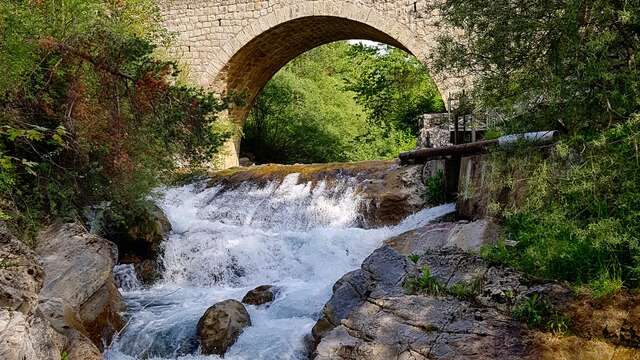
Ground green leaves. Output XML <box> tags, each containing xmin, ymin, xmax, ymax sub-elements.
<box><xmin>243</xmin><ymin>41</ymin><xmax>442</xmax><ymax>164</ymax></box>
<box><xmin>431</xmin><ymin>0</ymin><xmax>640</xmax><ymax>134</ymax></box>
<box><xmin>482</xmin><ymin>116</ymin><xmax>640</xmax><ymax>290</ymax></box>
<box><xmin>0</xmin><ymin>0</ymin><xmax>227</xmax><ymax>243</ymax></box>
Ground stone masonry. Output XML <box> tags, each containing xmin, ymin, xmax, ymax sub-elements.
<box><xmin>157</xmin><ymin>0</ymin><xmax>469</xmax><ymax>167</ymax></box>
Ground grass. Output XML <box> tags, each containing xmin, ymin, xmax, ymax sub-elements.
<box><xmin>425</xmin><ymin>169</ymin><xmax>446</xmax><ymax>205</ymax></box>
<box><xmin>512</xmin><ymin>293</ymin><xmax>571</xmax><ymax>334</ymax></box>
<box><xmin>404</xmin><ymin>263</ymin><xmax>484</xmax><ymax>301</ymax></box>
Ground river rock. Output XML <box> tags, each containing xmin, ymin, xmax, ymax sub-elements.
<box><xmin>0</xmin><ymin>225</ymin><xmax>44</xmax><ymax>316</ymax></box>
<box><xmin>0</xmin><ymin>224</ymin><xmax>103</xmax><ymax>360</ymax></box>
<box><xmin>312</xmin><ymin>220</ymin><xmax>625</xmax><ymax>360</ymax></box>
<box><xmin>37</xmin><ymin>223</ymin><xmax>124</xmax><ymax>349</ymax></box>
<box><xmin>106</xmin><ymin>203</ymin><xmax>171</xmax><ymax>284</ymax></box>
<box><xmin>197</xmin><ymin>299</ymin><xmax>251</xmax><ymax>355</ymax></box>
<box><xmin>242</xmin><ymin>285</ymin><xmax>277</xmax><ymax>305</ymax></box>
<box><xmin>444</xmin><ymin>219</ymin><xmax>499</xmax><ymax>252</ymax></box>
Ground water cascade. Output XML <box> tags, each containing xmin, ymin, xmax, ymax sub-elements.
<box><xmin>105</xmin><ymin>173</ymin><xmax>454</xmax><ymax>359</ymax></box>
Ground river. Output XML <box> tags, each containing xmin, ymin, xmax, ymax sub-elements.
<box><xmin>105</xmin><ymin>173</ymin><xmax>454</xmax><ymax>359</ymax></box>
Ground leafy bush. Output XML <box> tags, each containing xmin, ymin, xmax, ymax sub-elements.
<box><xmin>425</xmin><ymin>170</ymin><xmax>446</xmax><ymax>205</ymax></box>
<box><xmin>482</xmin><ymin>116</ymin><xmax>640</xmax><ymax>290</ymax></box>
<box><xmin>431</xmin><ymin>0</ymin><xmax>640</xmax><ymax>135</ymax></box>
<box><xmin>0</xmin><ymin>0</ymin><xmax>231</xmax><ymax>242</ymax></box>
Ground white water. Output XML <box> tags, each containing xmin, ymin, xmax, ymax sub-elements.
<box><xmin>105</xmin><ymin>173</ymin><xmax>454</xmax><ymax>360</ymax></box>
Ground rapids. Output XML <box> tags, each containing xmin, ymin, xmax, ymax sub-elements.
<box><xmin>105</xmin><ymin>173</ymin><xmax>454</xmax><ymax>359</ymax></box>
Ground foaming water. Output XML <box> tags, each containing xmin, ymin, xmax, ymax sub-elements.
<box><xmin>105</xmin><ymin>174</ymin><xmax>454</xmax><ymax>360</ymax></box>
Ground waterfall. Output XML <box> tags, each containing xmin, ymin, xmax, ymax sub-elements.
<box><xmin>105</xmin><ymin>173</ymin><xmax>454</xmax><ymax>360</ymax></box>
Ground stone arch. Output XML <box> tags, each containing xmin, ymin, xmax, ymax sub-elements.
<box><xmin>158</xmin><ymin>0</ymin><xmax>468</xmax><ymax>167</ymax></box>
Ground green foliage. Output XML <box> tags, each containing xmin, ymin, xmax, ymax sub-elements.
<box><xmin>405</xmin><ymin>265</ymin><xmax>484</xmax><ymax>301</ymax></box>
<box><xmin>413</xmin><ymin>266</ymin><xmax>447</xmax><ymax>296</ymax></box>
<box><xmin>482</xmin><ymin>116</ymin><xmax>640</xmax><ymax>290</ymax></box>
<box><xmin>437</xmin><ymin>0</ymin><xmax>639</xmax><ymax>295</ymax></box>
<box><xmin>242</xmin><ymin>42</ymin><xmax>444</xmax><ymax>164</ymax></box>
<box><xmin>586</xmin><ymin>271</ymin><xmax>624</xmax><ymax>299</ymax></box>
<box><xmin>408</xmin><ymin>254</ymin><xmax>421</xmax><ymax>264</ymax></box>
<box><xmin>0</xmin><ymin>0</ymin><xmax>230</xmax><ymax>242</ymax></box>
<box><xmin>512</xmin><ymin>294</ymin><xmax>570</xmax><ymax>334</ymax></box>
<box><xmin>431</xmin><ymin>0</ymin><xmax>640</xmax><ymax>135</ymax></box>
<box><xmin>344</xmin><ymin>44</ymin><xmax>445</xmax><ymax>133</ymax></box>
<box><xmin>448</xmin><ymin>276</ymin><xmax>483</xmax><ymax>301</ymax></box>
<box><xmin>425</xmin><ymin>170</ymin><xmax>446</xmax><ymax>205</ymax></box>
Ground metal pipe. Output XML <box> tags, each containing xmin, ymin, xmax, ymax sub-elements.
<box><xmin>400</xmin><ymin>130</ymin><xmax>559</xmax><ymax>164</ymax></box>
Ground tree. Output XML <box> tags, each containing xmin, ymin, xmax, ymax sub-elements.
<box><xmin>0</xmin><ymin>0</ymin><xmax>231</xmax><ymax>241</ymax></box>
<box><xmin>344</xmin><ymin>44</ymin><xmax>445</xmax><ymax>133</ymax></box>
<box><xmin>430</xmin><ymin>0</ymin><xmax>640</xmax><ymax>134</ymax></box>
<box><xmin>242</xmin><ymin>41</ymin><xmax>444</xmax><ymax>164</ymax></box>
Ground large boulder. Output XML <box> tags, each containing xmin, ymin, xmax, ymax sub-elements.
<box><xmin>0</xmin><ymin>224</ymin><xmax>44</xmax><ymax>316</ymax></box>
<box><xmin>196</xmin><ymin>299</ymin><xmax>251</xmax><ymax>355</ymax></box>
<box><xmin>106</xmin><ymin>204</ymin><xmax>171</xmax><ymax>284</ymax></box>
<box><xmin>0</xmin><ymin>224</ymin><xmax>103</xmax><ymax>360</ymax></box>
<box><xmin>312</xmin><ymin>221</ymin><xmax>640</xmax><ymax>360</ymax></box>
<box><xmin>37</xmin><ymin>223</ymin><xmax>124</xmax><ymax>349</ymax></box>
<box><xmin>242</xmin><ymin>285</ymin><xmax>278</xmax><ymax>306</ymax></box>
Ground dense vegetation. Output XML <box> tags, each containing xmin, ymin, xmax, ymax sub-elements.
<box><xmin>242</xmin><ymin>42</ymin><xmax>444</xmax><ymax>164</ymax></box>
<box><xmin>431</xmin><ymin>0</ymin><xmax>640</xmax><ymax>294</ymax></box>
<box><xmin>0</xmin><ymin>0</ymin><xmax>231</xmax><ymax>243</ymax></box>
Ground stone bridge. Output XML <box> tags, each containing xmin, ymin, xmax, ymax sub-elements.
<box><xmin>158</xmin><ymin>0</ymin><xmax>468</xmax><ymax>167</ymax></box>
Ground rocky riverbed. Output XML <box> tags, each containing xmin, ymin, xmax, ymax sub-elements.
<box><xmin>312</xmin><ymin>220</ymin><xmax>640</xmax><ymax>360</ymax></box>
<box><xmin>2</xmin><ymin>161</ymin><xmax>640</xmax><ymax>359</ymax></box>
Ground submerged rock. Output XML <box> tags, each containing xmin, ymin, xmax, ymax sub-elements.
<box><xmin>242</xmin><ymin>285</ymin><xmax>278</xmax><ymax>306</ymax></box>
<box><xmin>197</xmin><ymin>299</ymin><xmax>251</xmax><ymax>355</ymax></box>
<box><xmin>105</xmin><ymin>203</ymin><xmax>171</xmax><ymax>284</ymax></box>
<box><xmin>208</xmin><ymin>160</ymin><xmax>429</xmax><ymax>227</ymax></box>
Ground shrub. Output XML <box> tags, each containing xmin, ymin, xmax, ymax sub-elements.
<box><xmin>0</xmin><ymin>0</ymin><xmax>231</xmax><ymax>242</ymax></box>
<box><xmin>425</xmin><ymin>170</ymin><xmax>446</xmax><ymax>205</ymax></box>
<box><xmin>482</xmin><ymin>116</ymin><xmax>640</xmax><ymax>291</ymax></box>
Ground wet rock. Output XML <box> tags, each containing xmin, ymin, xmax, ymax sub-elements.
<box><xmin>312</xmin><ymin>270</ymin><xmax>372</xmax><ymax>341</ymax></box>
<box><xmin>107</xmin><ymin>204</ymin><xmax>171</xmax><ymax>284</ymax></box>
<box><xmin>242</xmin><ymin>285</ymin><xmax>277</xmax><ymax>305</ymax></box>
<box><xmin>197</xmin><ymin>299</ymin><xmax>251</xmax><ymax>355</ymax></box>
<box><xmin>207</xmin><ymin>161</ymin><xmax>427</xmax><ymax>227</ymax></box>
<box><xmin>37</xmin><ymin>223</ymin><xmax>124</xmax><ymax>349</ymax></box>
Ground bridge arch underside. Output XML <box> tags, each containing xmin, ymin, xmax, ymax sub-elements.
<box><xmin>215</xmin><ymin>16</ymin><xmax>412</xmax><ymax>126</ymax></box>
<box><xmin>212</xmin><ymin>16</ymin><xmax>428</xmax><ymax>166</ymax></box>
